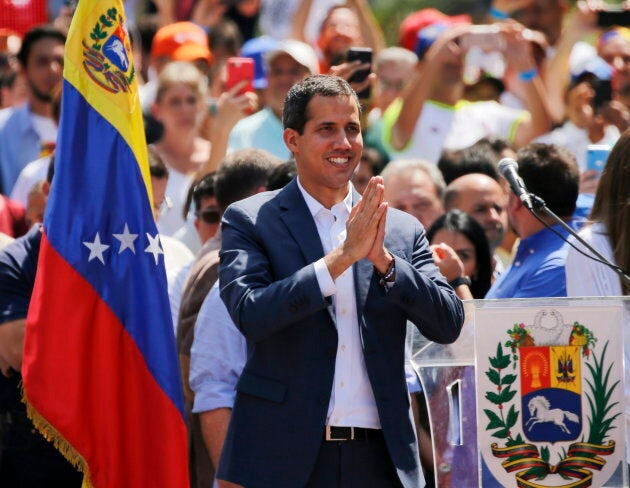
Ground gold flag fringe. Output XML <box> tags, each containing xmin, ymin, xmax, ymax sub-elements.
<box><xmin>22</xmin><ymin>386</ymin><xmax>93</xmax><ymax>488</ymax></box>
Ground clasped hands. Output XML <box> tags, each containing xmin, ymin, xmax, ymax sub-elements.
<box><xmin>324</xmin><ymin>177</ymin><xmax>392</xmax><ymax>280</ymax></box>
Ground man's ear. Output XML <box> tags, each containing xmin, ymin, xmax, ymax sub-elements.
<box><xmin>42</xmin><ymin>181</ymin><xmax>50</xmax><ymax>197</ymax></box>
<box><xmin>508</xmin><ymin>193</ymin><xmax>523</xmax><ymax>213</ymax></box>
<box><xmin>283</xmin><ymin>128</ymin><xmax>299</xmax><ymax>155</ymax></box>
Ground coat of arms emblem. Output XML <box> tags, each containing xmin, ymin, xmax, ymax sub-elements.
<box><xmin>82</xmin><ymin>8</ymin><xmax>134</xmax><ymax>94</ymax></box>
<box><xmin>476</xmin><ymin>308</ymin><xmax>625</xmax><ymax>487</ymax></box>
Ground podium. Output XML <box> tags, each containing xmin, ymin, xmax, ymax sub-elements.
<box><xmin>411</xmin><ymin>297</ymin><xmax>629</xmax><ymax>487</ymax></box>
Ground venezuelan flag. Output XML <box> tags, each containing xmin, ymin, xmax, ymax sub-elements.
<box><xmin>21</xmin><ymin>0</ymin><xmax>189</xmax><ymax>486</ymax></box>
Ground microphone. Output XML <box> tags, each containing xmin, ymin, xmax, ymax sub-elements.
<box><xmin>497</xmin><ymin>158</ymin><xmax>533</xmax><ymax>210</ymax></box>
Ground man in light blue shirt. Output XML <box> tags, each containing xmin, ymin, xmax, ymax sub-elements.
<box><xmin>486</xmin><ymin>143</ymin><xmax>580</xmax><ymax>299</ymax></box>
<box><xmin>0</xmin><ymin>26</ymin><xmax>64</xmax><ymax>195</ymax></box>
<box><xmin>228</xmin><ymin>40</ymin><xmax>319</xmax><ymax>159</ymax></box>
<box><xmin>190</xmin><ymin>282</ymin><xmax>246</xmax><ymax>470</ymax></box>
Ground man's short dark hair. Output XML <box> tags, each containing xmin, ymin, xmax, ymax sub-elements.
<box><xmin>516</xmin><ymin>143</ymin><xmax>579</xmax><ymax>217</ymax></box>
<box><xmin>438</xmin><ymin>138</ymin><xmax>507</xmax><ymax>185</ymax></box>
<box><xmin>192</xmin><ymin>172</ymin><xmax>216</xmax><ymax>212</ymax></box>
<box><xmin>282</xmin><ymin>75</ymin><xmax>361</xmax><ymax>134</ymax></box>
<box><xmin>267</xmin><ymin>160</ymin><xmax>297</xmax><ymax>191</ymax></box>
<box><xmin>17</xmin><ymin>25</ymin><xmax>66</xmax><ymax>68</ymax></box>
<box><xmin>215</xmin><ymin>149</ymin><xmax>282</xmax><ymax>212</ymax></box>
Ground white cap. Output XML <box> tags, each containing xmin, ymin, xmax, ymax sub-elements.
<box><xmin>266</xmin><ymin>40</ymin><xmax>320</xmax><ymax>76</ymax></box>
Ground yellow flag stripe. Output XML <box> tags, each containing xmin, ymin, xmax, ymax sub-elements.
<box><xmin>63</xmin><ymin>0</ymin><xmax>152</xmax><ymax>202</ymax></box>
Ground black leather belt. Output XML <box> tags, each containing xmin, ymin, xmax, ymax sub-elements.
<box><xmin>324</xmin><ymin>425</ymin><xmax>383</xmax><ymax>442</ymax></box>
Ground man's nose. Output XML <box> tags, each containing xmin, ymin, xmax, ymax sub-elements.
<box><xmin>488</xmin><ymin>207</ymin><xmax>502</xmax><ymax>223</ymax></box>
<box><xmin>334</xmin><ymin>130</ymin><xmax>353</xmax><ymax>149</ymax></box>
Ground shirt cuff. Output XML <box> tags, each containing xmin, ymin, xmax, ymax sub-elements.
<box><xmin>314</xmin><ymin>258</ymin><xmax>336</xmax><ymax>297</ymax></box>
<box><xmin>192</xmin><ymin>384</ymin><xmax>237</xmax><ymax>413</ymax></box>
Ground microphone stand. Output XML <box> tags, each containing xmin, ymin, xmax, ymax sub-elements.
<box><xmin>526</xmin><ymin>193</ymin><xmax>630</xmax><ymax>289</ymax></box>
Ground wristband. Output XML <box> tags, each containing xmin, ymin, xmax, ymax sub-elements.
<box><xmin>518</xmin><ymin>68</ymin><xmax>538</xmax><ymax>82</ymax></box>
<box><xmin>449</xmin><ymin>276</ymin><xmax>471</xmax><ymax>288</ymax></box>
<box><xmin>489</xmin><ymin>7</ymin><xmax>509</xmax><ymax>20</ymax></box>
<box><xmin>377</xmin><ymin>256</ymin><xmax>396</xmax><ymax>286</ymax></box>
<box><xmin>208</xmin><ymin>100</ymin><xmax>218</xmax><ymax>116</ymax></box>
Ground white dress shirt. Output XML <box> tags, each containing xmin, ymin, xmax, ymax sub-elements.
<box><xmin>297</xmin><ymin>178</ymin><xmax>380</xmax><ymax>429</ymax></box>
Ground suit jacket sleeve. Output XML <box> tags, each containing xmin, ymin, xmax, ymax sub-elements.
<box><xmin>384</xmin><ymin>219</ymin><xmax>464</xmax><ymax>344</ymax></box>
<box><xmin>219</xmin><ymin>204</ymin><xmax>329</xmax><ymax>343</ymax></box>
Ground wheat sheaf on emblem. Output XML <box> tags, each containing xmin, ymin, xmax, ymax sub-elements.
<box><xmin>484</xmin><ymin>309</ymin><xmax>619</xmax><ymax>487</ymax></box>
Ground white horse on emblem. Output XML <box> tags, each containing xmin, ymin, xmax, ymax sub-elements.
<box><xmin>104</xmin><ymin>39</ymin><xmax>129</xmax><ymax>70</ymax></box>
<box><xmin>526</xmin><ymin>396</ymin><xmax>579</xmax><ymax>434</ymax></box>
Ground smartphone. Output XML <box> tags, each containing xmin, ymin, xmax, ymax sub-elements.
<box><xmin>225</xmin><ymin>57</ymin><xmax>254</xmax><ymax>95</ymax></box>
<box><xmin>592</xmin><ymin>78</ymin><xmax>612</xmax><ymax>113</ymax></box>
<box><xmin>347</xmin><ymin>47</ymin><xmax>372</xmax><ymax>99</ymax></box>
<box><xmin>597</xmin><ymin>8</ymin><xmax>630</xmax><ymax>27</ymax></box>
<box><xmin>459</xmin><ymin>25</ymin><xmax>505</xmax><ymax>52</ymax></box>
<box><xmin>586</xmin><ymin>145</ymin><xmax>611</xmax><ymax>173</ymax></box>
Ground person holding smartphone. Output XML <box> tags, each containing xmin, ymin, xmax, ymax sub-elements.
<box><xmin>227</xmin><ymin>39</ymin><xmax>319</xmax><ymax>159</ymax></box>
<box><xmin>384</xmin><ymin>18</ymin><xmax>552</xmax><ymax>164</ymax></box>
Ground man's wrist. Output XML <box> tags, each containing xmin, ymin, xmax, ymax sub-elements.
<box><xmin>372</xmin><ymin>250</ymin><xmax>393</xmax><ymax>275</ymax></box>
<box><xmin>489</xmin><ymin>6</ymin><xmax>509</xmax><ymax>20</ymax></box>
<box><xmin>374</xmin><ymin>252</ymin><xmax>396</xmax><ymax>286</ymax></box>
<box><xmin>517</xmin><ymin>67</ymin><xmax>538</xmax><ymax>82</ymax></box>
<box><xmin>449</xmin><ymin>276</ymin><xmax>472</xmax><ymax>288</ymax></box>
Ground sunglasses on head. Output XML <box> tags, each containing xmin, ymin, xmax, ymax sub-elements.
<box><xmin>195</xmin><ymin>207</ymin><xmax>221</xmax><ymax>224</ymax></box>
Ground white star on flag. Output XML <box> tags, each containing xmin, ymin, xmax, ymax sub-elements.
<box><xmin>113</xmin><ymin>223</ymin><xmax>138</xmax><ymax>254</ymax></box>
<box><xmin>83</xmin><ymin>232</ymin><xmax>110</xmax><ymax>265</ymax></box>
<box><xmin>145</xmin><ymin>233</ymin><xmax>164</xmax><ymax>265</ymax></box>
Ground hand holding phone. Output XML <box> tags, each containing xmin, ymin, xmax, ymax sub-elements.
<box><xmin>586</xmin><ymin>144</ymin><xmax>610</xmax><ymax>174</ymax></box>
<box><xmin>347</xmin><ymin>47</ymin><xmax>372</xmax><ymax>99</ymax></box>
<box><xmin>597</xmin><ymin>8</ymin><xmax>630</xmax><ymax>27</ymax></box>
<box><xmin>459</xmin><ymin>25</ymin><xmax>505</xmax><ymax>53</ymax></box>
<box><xmin>225</xmin><ymin>57</ymin><xmax>255</xmax><ymax>96</ymax></box>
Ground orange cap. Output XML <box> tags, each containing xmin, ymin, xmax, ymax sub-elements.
<box><xmin>151</xmin><ymin>22</ymin><xmax>213</xmax><ymax>64</ymax></box>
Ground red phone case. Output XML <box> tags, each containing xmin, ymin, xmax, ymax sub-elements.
<box><xmin>226</xmin><ymin>57</ymin><xmax>255</xmax><ymax>95</ymax></box>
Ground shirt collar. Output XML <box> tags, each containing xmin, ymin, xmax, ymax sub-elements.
<box><xmin>296</xmin><ymin>177</ymin><xmax>353</xmax><ymax>218</ymax></box>
<box><xmin>518</xmin><ymin>223</ymin><xmax>571</xmax><ymax>253</ymax></box>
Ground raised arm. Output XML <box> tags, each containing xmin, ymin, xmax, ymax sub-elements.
<box><xmin>542</xmin><ymin>2</ymin><xmax>599</xmax><ymax>124</ymax></box>
<box><xmin>290</xmin><ymin>0</ymin><xmax>314</xmax><ymax>44</ymax></box>
<box><xmin>389</xmin><ymin>26</ymin><xmax>468</xmax><ymax>151</ymax></box>
<box><xmin>346</xmin><ymin>0</ymin><xmax>385</xmax><ymax>54</ymax></box>
<box><xmin>502</xmin><ymin>22</ymin><xmax>553</xmax><ymax>146</ymax></box>
<box><xmin>196</xmin><ymin>81</ymin><xmax>259</xmax><ymax>178</ymax></box>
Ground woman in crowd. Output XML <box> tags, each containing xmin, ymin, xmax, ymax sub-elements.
<box><xmin>565</xmin><ymin>129</ymin><xmax>629</xmax><ymax>298</ymax></box>
<box><xmin>427</xmin><ymin>209</ymin><xmax>493</xmax><ymax>299</ymax></box>
<box><xmin>151</xmin><ymin>61</ymin><xmax>211</xmax><ymax>236</ymax></box>
<box><xmin>565</xmin><ymin>128</ymin><xmax>629</xmax><ymax>464</ymax></box>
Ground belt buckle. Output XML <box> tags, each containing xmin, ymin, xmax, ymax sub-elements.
<box><xmin>325</xmin><ymin>425</ymin><xmax>354</xmax><ymax>441</ymax></box>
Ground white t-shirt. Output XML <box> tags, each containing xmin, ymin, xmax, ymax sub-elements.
<box><xmin>534</xmin><ymin>122</ymin><xmax>619</xmax><ymax>172</ymax></box>
<box><xmin>382</xmin><ymin>98</ymin><xmax>527</xmax><ymax>164</ymax></box>
<box><xmin>10</xmin><ymin>156</ymin><xmax>50</xmax><ymax>207</ymax></box>
<box><xmin>30</xmin><ymin>113</ymin><xmax>57</xmax><ymax>146</ymax></box>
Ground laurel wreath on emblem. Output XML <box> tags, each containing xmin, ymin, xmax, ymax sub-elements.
<box><xmin>484</xmin><ymin>322</ymin><xmax>619</xmax><ymax>487</ymax></box>
<box><xmin>81</xmin><ymin>8</ymin><xmax>136</xmax><ymax>93</ymax></box>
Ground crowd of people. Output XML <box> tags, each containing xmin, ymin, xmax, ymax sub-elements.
<box><xmin>0</xmin><ymin>0</ymin><xmax>629</xmax><ymax>486</ymax></box>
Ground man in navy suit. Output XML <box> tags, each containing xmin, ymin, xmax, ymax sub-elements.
<box><xmin>218</xmin><ymin>75</ymin><xmax>464</xmax><ymax>488</ymax></box>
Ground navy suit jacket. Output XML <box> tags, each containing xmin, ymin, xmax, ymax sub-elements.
<box><xmin>218</xmin><ymin>179</ymin><xmax>464</xmax><ymax>488</ymax></box>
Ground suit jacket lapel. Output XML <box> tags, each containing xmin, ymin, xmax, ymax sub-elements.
<box><xmin>278</xmin><ymin>179</ymin><xmax>325</xmax><ymax>266</ymax></box>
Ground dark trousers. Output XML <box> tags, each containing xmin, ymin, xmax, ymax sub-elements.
<box><xmin>305</xmin><ymin>432</ymin><xmax>403</xmax><ymax>488</ymax></box>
